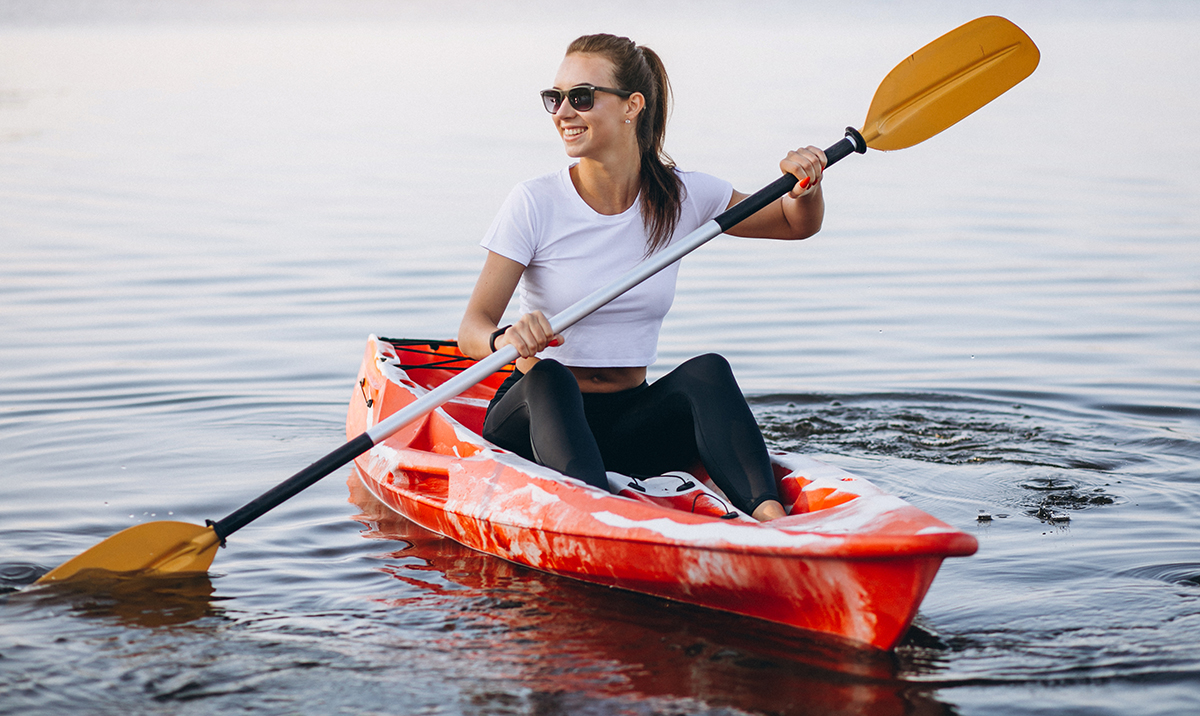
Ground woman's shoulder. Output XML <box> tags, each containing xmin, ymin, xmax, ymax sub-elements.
<box><xmin>512</xmin><ymin>165</ymin><xmax>573</xmax><ymax>198</ymax></box>
<box><xmin>673</xmin><ymin>166</ymin><xmax>728</xmax><ymax>188</ymax></box>
<box><xmin>491</xmin><ymin>166</ymin><xmax>574</xmax><ymax>220</ymax></box>
<box><xmin>673</xmin><ymin>167</ymin><xmax>733</xmax><ymax>207</ymax></box>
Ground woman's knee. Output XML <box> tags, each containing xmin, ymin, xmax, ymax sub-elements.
<box><xmin>483</xmin><ymin>360</ymin><xmax>575</xmax><ymax>430</ymax></box>
<box><xmin>675</xmin><ymin>353</ymin><xmax>738</xmax><ymax>390</ymax></box>
<box><xmin>522</xmin><ymin>359</ymin><xmax>579</xmax><ymax>398</ymax></box>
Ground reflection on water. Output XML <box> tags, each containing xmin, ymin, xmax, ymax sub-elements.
<box><xmin>14</xmin><ymin>572</ymin><xmax>224</xmax><ymax>629</ymax></box>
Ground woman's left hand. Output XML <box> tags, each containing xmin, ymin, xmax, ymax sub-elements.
<box><xmin>723</xmin><ymin>144</ymin><xmax>827</xmax><ymax>240</ymax></box>
<box><xmin>780</xmin><ymin>146</ymin><xmax>827</xmax><ymax>198</ymax></box>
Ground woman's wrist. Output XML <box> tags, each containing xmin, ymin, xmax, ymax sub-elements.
<box><xmin>489</xmin><ymin>325</ymin><xmax>512</xmax><ymax>353</ymax></box>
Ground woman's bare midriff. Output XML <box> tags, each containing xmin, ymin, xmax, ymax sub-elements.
<box><xmin>514</xmin><ymin>357</ymin><xmax>646</xmax><ymax>393</ymax></box>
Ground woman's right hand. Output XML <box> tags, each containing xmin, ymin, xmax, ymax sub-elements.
<box><xmin>495</xmin><ymin>311</ymin><xmax>564</xmax><ymax>358</ymax></box>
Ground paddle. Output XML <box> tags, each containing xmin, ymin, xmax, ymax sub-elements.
<box><xmin>36</xmin><ymin>15</ymin><xmax>1038</xmax><ymax>584</ymax></box>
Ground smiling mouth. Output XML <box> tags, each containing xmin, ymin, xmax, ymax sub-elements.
<box><xmin>563</xmin><ymin>127</ymin><xmax>586</xmax><ymax>138</ymax></box>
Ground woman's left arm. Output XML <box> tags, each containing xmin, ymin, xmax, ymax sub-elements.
<box><xmin>724</xmin><ymin>145</ymin><xmax>826</xmax><ymax>241</ymax></box>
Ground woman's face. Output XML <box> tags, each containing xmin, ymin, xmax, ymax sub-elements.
<box><xmin>549</xmin><ymin>53</ymin><xmax>636</xmax><ymax>160</ymax></box>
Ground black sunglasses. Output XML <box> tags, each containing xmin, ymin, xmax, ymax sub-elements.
<box><xmin>540</xmin><ymin>84</ymin><xmax>633</xmax><ymax>114</ymax></box>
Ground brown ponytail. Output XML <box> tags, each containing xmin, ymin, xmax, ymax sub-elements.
<box><xmin>566</xmin><ymin>34</ymin><xmax>683</xmax><ymax>254</ymax></box>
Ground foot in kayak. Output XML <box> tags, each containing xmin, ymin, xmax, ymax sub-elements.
<box><xmin>752</xmin><ymin>500</ymin><xmax>788</xmax><ymax>522</ymax></box>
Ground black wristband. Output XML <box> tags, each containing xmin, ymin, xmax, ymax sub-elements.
<box><xmin>489</xmin><ymin>325</ymin><xmax>512</xmax><ymax>353</ymax></box>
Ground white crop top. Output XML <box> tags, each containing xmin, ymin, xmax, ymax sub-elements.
<box><xmin>480</xmin><ymin>166</ymin><xmax>733</xmax><ymax>367</ymax></box>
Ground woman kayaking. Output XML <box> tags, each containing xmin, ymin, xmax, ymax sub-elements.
<box><xmin>458</xmin><ymin>33</ymin><xmax>826</xmax><ymax>522</ymax></box>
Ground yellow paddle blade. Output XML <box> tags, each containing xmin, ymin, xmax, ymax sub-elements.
<box><xmin>35</xmin><ymin>521</ymin><xmax>221</xmax><ymax>584</ymax></box>
<box><xmin>861</xmin><ymin>16</ymin><xmax>1040</xmax><ymax>151</ymax></box>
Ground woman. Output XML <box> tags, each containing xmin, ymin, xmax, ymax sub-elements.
<box><xmin>458</xmin><ymin>34</ymin><xmax>825</xmax><ymax>522</ymax></box>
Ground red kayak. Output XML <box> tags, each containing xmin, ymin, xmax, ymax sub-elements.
<box><xmin>347</xmin><ymin>336</ymin><xmax>977</xmax><ymax>650</ymax></box>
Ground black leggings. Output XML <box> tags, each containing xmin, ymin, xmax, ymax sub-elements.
<box><xmin>482</xmin><ymin>354</ymin><xmax>780</xmax><ymax>515</ymax></box>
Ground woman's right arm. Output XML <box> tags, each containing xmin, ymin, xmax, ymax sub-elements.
<box><xmin>458</xmin><ymin>251</ymin><xmax>561</xmax><ymax>361</ymax></box>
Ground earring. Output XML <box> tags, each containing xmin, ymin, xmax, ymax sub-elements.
<box><xmin>625</xmin><ymin>119</ymin><xmax>631</xmax><ymax>124</ymax></box>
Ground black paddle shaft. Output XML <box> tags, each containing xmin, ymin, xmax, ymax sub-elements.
<box><xmin>716</xmin><ymin>128</ymin><xmax>866</xmax><ymax>232</ymax></box>
<box><xmin>208</xmin><ymin>432</ymin><xmax>375</xmax><ymax>543</ymax></box>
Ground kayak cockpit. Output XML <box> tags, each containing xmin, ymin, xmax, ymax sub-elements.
<box><xmin>353</xmin><ymin>337</ymin><xmax>876</xmax><ymax>521</ymax></box>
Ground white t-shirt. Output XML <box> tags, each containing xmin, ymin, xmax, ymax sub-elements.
<box><xmin>480</xmin><ymin>165</ymin><xmax>733</xmax><ymax>367</ymax></box>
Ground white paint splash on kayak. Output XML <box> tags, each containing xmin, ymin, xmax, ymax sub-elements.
<box><xmin>364</xmin><ymin>442</ymin><xmax>402</xmax><ymax>475</ymax></box>
<box><xmin>508</xmin><ymin>481</ymin><xmax>561</xmax><ymax>507</ymax></box>
<box><xmin>483</xmin><ymin>448</ymin><xmax>591</xmax><ymax>487</ymax></box>
<box><xmin>776</xmin><ymin>495</ymin><xmax>913</xmax><ymax>535</ymax></box>
<box><xmin>590</xmin><ymin>512</ymin><xmax>828</xmax><ymax>549</ymax></box>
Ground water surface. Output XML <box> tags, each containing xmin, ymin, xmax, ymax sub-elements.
<box><xmin>2</xmin><ymin>2</ymin><xmax>1199</xmax><ymax>714</ymax></box>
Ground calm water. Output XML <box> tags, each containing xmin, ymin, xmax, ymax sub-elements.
<box><xmin>3</xmin><ymin>1</ymin><xmax>1199</xmax><ymax>714</ymax></box>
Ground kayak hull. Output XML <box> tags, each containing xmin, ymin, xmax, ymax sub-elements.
<box><xmin>348</xmin><ymin>336</ymin><xmax>977</xmax><ymax>650</ymax></box>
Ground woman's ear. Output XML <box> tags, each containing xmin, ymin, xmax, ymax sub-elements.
<box><xmin>624</xmin><ymin>92</ymin><xmax>646</xmax><ymax>123</ymax></box>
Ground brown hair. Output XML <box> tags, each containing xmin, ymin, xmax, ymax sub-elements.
<box><xmin>566</xmin><ymin>34</ymin><xmax>683</xmax><ymax>254</ymax></box>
